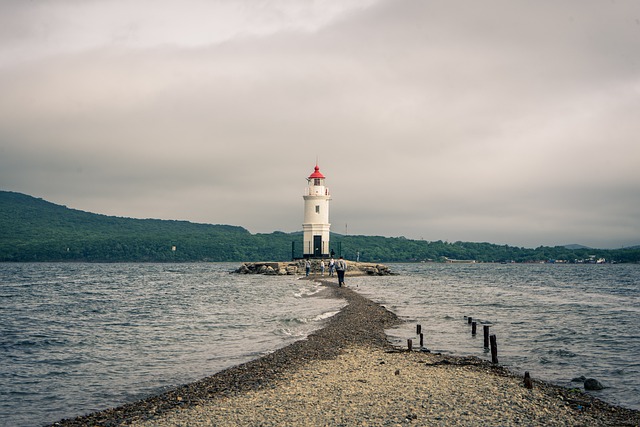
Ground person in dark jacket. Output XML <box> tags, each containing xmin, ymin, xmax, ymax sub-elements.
<box><xmin>335</xmin><ymin>256</ymin><xmax>347</xmax><ymax>287</ymax></box>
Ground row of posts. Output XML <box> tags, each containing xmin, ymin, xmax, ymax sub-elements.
<box><xmin>408</xmin><ymin>318</ymin><xmax>498</xmax><ymax>364</ymax></box>
<box><xmin>409</xmin><ymin>318</ymin><xmax>534</xmax><ymax>389</ymax></box>
<box><xmin>468</xmin><ymin>316</ymin><xmax>498</xmax><ymax>364</ymax></box>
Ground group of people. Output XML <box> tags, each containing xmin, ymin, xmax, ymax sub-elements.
<box><xmin>304</xmin><ymin>256</ymin><xmax>348</xmax><ymax>287</ymax></box>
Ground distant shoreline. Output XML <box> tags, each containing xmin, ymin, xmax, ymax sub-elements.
<box><xmin>3</xmin><ymin>191</ymin><xmax>639</xmax><ymax>263</ymax></box>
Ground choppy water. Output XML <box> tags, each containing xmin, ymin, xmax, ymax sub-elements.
<box><xmin>349</xmin><ymin>263</ymin><xmax>640</xmax><ymax>411</ymax></box>
<box><xmin>0</xmin><ymin>263</ymin><xmax>345</xmax><ymax>427</ymax></box>
<box><xmin>2</xmin><ymin>263</ymin><xmax>638</xmax><ymax>427</ymax></box>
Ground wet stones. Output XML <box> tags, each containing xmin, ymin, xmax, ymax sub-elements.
<box><xmin>572</xmin><ymin>376</ymin><xmax>605</xmax><ymax>391</ymax></box>
<box><xmin>584</xmin><ymin>378</ymin><xmax>605</xmax><ymax>391</ymax></box>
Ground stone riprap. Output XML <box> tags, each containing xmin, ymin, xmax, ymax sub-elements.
<box><xmin>234</xmin><ymin>259</ymin><xmax>392</xmax><ymax>276</ymax></box>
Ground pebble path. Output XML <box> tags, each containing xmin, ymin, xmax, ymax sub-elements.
<box><xmin>51</xmin><ymin>279</ymin><xmax>640</xmax><ymax>426</ymax></box>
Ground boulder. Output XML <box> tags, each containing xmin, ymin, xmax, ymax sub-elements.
<box><xmin>584</xmin><ymin>378</ymin><xmax>605</xmax><ymax>390</ymax></box>
<box><xmin>235</xmin><ymin>264</ymin><xmax>250</xmax><ymax>274</ymax></box>
<box><xmin>285</xmin><ymin>265</ymin><xmax>298</xmax><ymax>275</ymax></box>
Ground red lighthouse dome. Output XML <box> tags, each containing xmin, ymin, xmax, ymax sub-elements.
<box><xmin>308</xmin><ymin>165</ymin><xmax>325</xmax><ymax>179</ymax></box>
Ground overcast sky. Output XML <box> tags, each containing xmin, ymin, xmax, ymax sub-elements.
<box><xmin>1</xmin><ymin>0</ymin><xmax>639</xmax><ymax>249</ymax></box>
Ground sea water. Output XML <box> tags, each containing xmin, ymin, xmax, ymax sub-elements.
<box><xmin>0</xmin><ymin>263</ymin><xmax>346</xmax><ymax>427</ymax></box>
<box><xmin>2</xmin><ymin>263</ymin><xmax>638</xmax><ymax>427</ymax></box>
<box><xmin>349</xmin><ymin>263</ymin><xmax>640</xmax><ymax>411</ymax></box>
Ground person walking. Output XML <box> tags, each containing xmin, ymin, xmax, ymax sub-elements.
<box><xmin>320</xmin><ymin>260</ymin><xmax>325</xmax><ymax>276</ymax></box>
<box><xmin>335</xmin><ymin>256</ymin><xmax>347</xmax><ymax>287</ymax></box>
<box><xmin>329</xmin><ymin>258</ymin><xmax>335</xmax><ymax>276</ymax></box>
<box><xmin>305</xmin><ymin>259</ymin><xmax>311</xmax><ymax>277</ymax></box>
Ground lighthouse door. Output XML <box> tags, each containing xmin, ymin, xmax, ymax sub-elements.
<box><xmin>313</xmin><ymin>235</ymin><xmax>322</xmax><ymax>257</ymax></box>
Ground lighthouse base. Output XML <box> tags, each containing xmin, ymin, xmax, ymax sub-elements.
<box><xmin>234</xmin><ymin>260</ymin><xmax>393</xmax><ymax>276</ymax></box>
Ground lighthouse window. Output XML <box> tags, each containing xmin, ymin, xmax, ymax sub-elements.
<box><xmin>314</xmin><ymin>178</ymin><xmax>321</xmax><ymax>186</ymax></box>
<box><xmin>315</xmin><ymin>205</ymin><xmax>320</xmax><ymax>214</ymax></box>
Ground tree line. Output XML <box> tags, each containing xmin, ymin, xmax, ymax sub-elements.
<box><xmin>1</xmin><ymin>191</ymin><xmax>638</xmax><ymax>263</ymax></box>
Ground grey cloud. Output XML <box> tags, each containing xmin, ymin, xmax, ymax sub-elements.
<box><xmin>0</xmin><ymin>0</ymin><xmax>638</xmax><ymax>248</ymax></box>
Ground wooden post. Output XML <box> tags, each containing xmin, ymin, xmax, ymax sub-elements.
<box><xmin>524</xmin><ymin>371</ymin><xmax>533</xmax><ymax>389</ymax></box>
<box><xmin>407</xmin><ymin>339</ymin><xmax>413</xmax><ymax>351</ymax></box>
<box><xmin>419</xmin><ymin>333</ymin><xmax>424</xmax><ymax>347</ymax></box>
<box><xmin>471</xmin><ymin>321</ymin><xmax>477</xmax><ymax>335</ymax></box>
<box><xmin>490</xmin><ymin>334</ymin><xmax>498</xmax><ymax>364</ymax></box>
<box><xmin>483</xmin><ymin>325</ymin><xmax>490</xmax><ymax>348</ymax></box>
<box><xmin>416</xmin><ymin>324</ymin><xmax>422</xmax><ymax>335</ymax></box>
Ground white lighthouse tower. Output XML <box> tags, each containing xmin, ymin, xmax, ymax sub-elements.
<box><xmin>303</xmin><ymin>163</ymin><xmax>331</xmax><ymax>258</ymax></box>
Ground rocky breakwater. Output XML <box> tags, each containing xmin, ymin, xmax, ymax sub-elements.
<box><xmin>234</xmin><ymin>259</ymin><xmax>392</xmax><ymax>276</ymax></box>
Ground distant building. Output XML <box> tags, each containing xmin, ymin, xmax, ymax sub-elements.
<box><xmin>302</xmin><ymin>164</ymin><xmax>331</xmax><ymax>258</ymax></box>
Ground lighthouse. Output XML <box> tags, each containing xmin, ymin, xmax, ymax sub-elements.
<box><xmin>303</xmin><ymin>164</ymin><xmax>331</xmax><ymax>258</ymax></box>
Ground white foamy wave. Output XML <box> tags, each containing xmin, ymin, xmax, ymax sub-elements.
<box><xmin>282</xmin><ymin>316</ymin><xmax>309</xmax><ymax>325</ymax></box>
<box><xmin>294</xmin><ymin>285</ymin><xmax>322</xmax><ymax>298</ymax></box>
<box><xmin>276</xmin><ymin>328</ymin><xmax>308</xmax><ymax>337</ymax></box>
<box><xmin>313</xmin><ymin>310</ymin><xmax>340</xmax><ymax>321</ymax></box>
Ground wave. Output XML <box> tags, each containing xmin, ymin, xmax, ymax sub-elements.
<box><xmin>294</xmin><ymin>286</ymin><xmax>322</xmax><ymax>298</ymax></box>
<box><xmin>313</xmin><ymin>310</ymin><xmax>340</xmax><ymax>321</ymax></box>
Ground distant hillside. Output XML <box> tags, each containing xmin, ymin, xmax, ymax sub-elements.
<box><xmin>1</xmin><ymin>191</ymin><xmax>639</xmax><ymax>263</ymax></box>
<box><xmin>0</xmin><ymin>191</ymin><xmax>288</xmax><ymax>262</ymax></box>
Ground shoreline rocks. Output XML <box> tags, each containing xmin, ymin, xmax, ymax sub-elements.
<box><xmin>572</xmin><ymin>375</ymin><xmax>607</xmax><ymax>391</ymax></box>
<box><xmin>233</xmin><ymin>259</ymin><xmax>393</xmax><ymax>276</ymax></box>
<box><xmin>584</xmin><ymin>378</ymin><xmax>606</xmax><ymax>391</ymax></box>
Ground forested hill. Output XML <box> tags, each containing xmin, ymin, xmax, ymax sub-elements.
<box><xmin>1</xmin><ymin>190</ymin><xmax>639</xmax><ymax>263</ymax></box>
<box><xmin>0</xmin><ymin>191</ymin><xmax>266</xmax><ymax>261</ymax></box>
